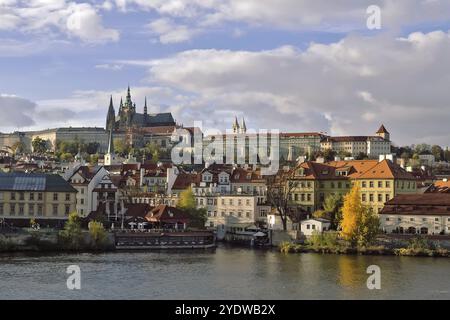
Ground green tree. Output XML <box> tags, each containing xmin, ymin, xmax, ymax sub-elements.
<box><xmin>431</xmin><ymin>145</ymin><xmax>444</xmax><ymax>162</ymax></box>
<box><xmin>114</xmin><ymin>139</ymin><xmax>130</xmax><ymax>156</ymax></box>
<box><xmin>32</xmin><ymin>137</ymin><xmax>48</xmax><ymax>154</ymax></box>
<box><xmin>59</xmin><ymin>212</ymin><xmax>83</xmax><ymax>250</ymax></box>
<box><xmin>177</xmin><ymin>187</ymin><xmax>207</xmax><ymax>229</ymax></box>
<box><xmin>88</xmin><ymin>221</ymin><xmax>107</xmax><ymax>249</ymax></box>
<box><xmin>322</xmin><ymin>149</ymin><xmax>336</xmax><ymax>162</ymax></box>
<box><xmin>11</xmin><ymin>141</ymin><xmax>25</xmax><ymax>155</ymax></box>
<box><xmin>323</xmin><ymin>194</ymin><xmax>344</xmax><ymax>229</ymax></box>
<box><xmin>90</xmin><ymin>153</ymin><xmax>99</xmax><ymax>165</ymax></box>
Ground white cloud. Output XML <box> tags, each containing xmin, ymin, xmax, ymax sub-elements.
<box><xmin>146</xmin><ymin>18</ymin><xmax>199</xmax><ymax>44</ymax></box>
<box><xmin>115</xmin><ymin>30</ymin><xmax>450</xmax><ymax>145</ymax></box>
<box><xmin>95</xmin><ymin>63</ymin><xmax>123</xmax><ymax>71</ymax></box>
<box><xmin>0</xmin><ymin>0</ymin><xmax>119</xmax><ymax>43</ymax></box>
<box><xmin>0</xmin><ymin>94</ymin><xmax>36</xmax><ymax>130</ymax></box>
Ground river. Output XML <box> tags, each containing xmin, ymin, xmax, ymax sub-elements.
<box><xmin>1</xmin><ymin>245</ymin><xmax>449</xmax><ymax>299</ymax></box>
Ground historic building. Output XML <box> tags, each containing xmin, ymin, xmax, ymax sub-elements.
<box><xmin>0</xmin><ymin>172</ymin><xmax>77</xmax><ymax>227</ymax></box>
<box><xmin>106</xmin><ymin>86</ymin><xmax>176</xmax><ymax>132</ymax></box>
<box><xmin>290</xmin><ymin>158</ymin><xmax>418</xmax><ymax>214</ymax></box>
<box><xmin>320</xmin><ymin>125</ymin><xmax>391</xmax><ymax>159</ymax></box>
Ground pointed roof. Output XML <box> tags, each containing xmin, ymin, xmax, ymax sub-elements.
<box><xmin>241</xmin><ymin>117</ymin><xmax>247</xmax><ymax>131</ymax></box>
<box><xmin>108</xmin><ymin>95</ymin><xmax>114</xmax><ymax>110</ymax></box>
<box><xmin>107</xmin><ymin>129</ymin><xmax>115</xmax><ymax>155</ymax></box>
<box><xmin>376</xmin><ymin>124</ymin><xmax>389</xmax><ymax>134</ymax></box>
<box><xmin>144</xmin><ymin>97</ymin><xmax>148</xmax><ymax>114</ymax></box>
<box><xmin>232</xmin><ymin>116</ymin><xmax>240</xmax><ymax>129</ymax></box>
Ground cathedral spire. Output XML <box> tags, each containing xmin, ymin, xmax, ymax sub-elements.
<box><xmin>106</xmin><ymin>95</ymin><xmax>115</xmax><ymax>131</ymax></box>
<box><xmin>241</xmin><ymin>117</ymin><xmax>247</xmax><ymax>133</ymax></box>
<box><xmin>232</xmin><ymin>116</ymin><xmax>240</xmax><ymax>133</ymax></box>
<box><xmin>144</xmin><ymin>97</ymin><xmax>148</xmax><ymax>115</ymax></box>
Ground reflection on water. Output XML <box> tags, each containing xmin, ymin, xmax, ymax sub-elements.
<box><xmin>0</xmin><ymin>245</ymin><xmax>449</xmax><ymax>300</ymax></box>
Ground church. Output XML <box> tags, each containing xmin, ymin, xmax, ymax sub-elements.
<box><xmin>106</xmin><ymin>86</ymin><xmax>176</xmax><ymax>131</ymax></box>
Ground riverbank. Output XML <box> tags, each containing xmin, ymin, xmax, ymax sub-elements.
<box><xmin>279</xmin><ymin>239</ymin><xmax>450</xmax><ymax>257</ymax></box>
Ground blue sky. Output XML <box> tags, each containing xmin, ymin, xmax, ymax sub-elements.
<box><xmin>1</xmin><ymin>0</ymin><xmax>450</xmax><ymax>146</ymax></box>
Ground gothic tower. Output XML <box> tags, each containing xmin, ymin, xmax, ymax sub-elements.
<box><xmin>106</xmin><ymin>96</ymin><xmax>116</xmax><ymax>131</ymax></box>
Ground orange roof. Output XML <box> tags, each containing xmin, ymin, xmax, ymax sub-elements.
<box><xmin>376</xmin><ymin>124</ymin><xmax>389</xmax><ymax>134</ymax></box>
<box><xmin>294</xmin><ymin>159</ymin><xmax>415</xmax><ymax>181</ymax></box>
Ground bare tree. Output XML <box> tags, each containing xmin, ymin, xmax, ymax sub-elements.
<box><xmin>266</xmin><ymin>168</ymin><xmax>297</xmax><ymax>231</ymax></box>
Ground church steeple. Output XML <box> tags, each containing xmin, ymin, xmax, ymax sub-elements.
<box><xmin>240</xmin><ymin>117</ymin><xmax>247</xmax><ymax>133</ymax></box>
<box><xmin>144</xmin><ymin>97</ymin><xmax>148</xmax><ymax>115</ymax></box>
<box><xmin>106</xmin><ymin>95</ymin><xmax>115</xmax><ymax>131</ymax></box>
<box><xmin>105</xmin><ymin>129</ymin><xmax>116</xmax><ymax>166</ymax></box>
<box><xmin>232</xmin><ymin>116</ymin><xmax>240</xmax><ymax>133</ymax></box>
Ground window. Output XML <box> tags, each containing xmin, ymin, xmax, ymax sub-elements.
<box><xmin>312</xmin><ymin>225</ymin><xmax>316</xmax><ymax>230</ymax></box>
<box><xmin>378</xmin><ymin>194</ymin><xmax>383</xmax><ymax>202</ymax></box>
<box><xmin>0</xmin><ymin>204</ymin><xmax>3</xmax><ymax>215</ymax></box>
<box><xmin>307</xmin><ymin>194</ymin><xmax>311</xmax><ymax>201</ymax></box>
<box><xmin>65</xmin><ymin>205</ymin><xmax>70</xmax><ymax>215</ymax></box>
<box><xmin>81</xmin><ymin>188</ymin><xmax>85</xmax><ymax>195</ymax></box>
<box><xmin>306</xmin><ymin>224</ymin><xmax>310</xmax><ymax>230</ymax></box>
<box><xmin>11</xmin><ymin>192</ymin><xmax>16</xmax><ymax>200</ymax></box>
<box><xmin>385</xmin><ymin>217</ymin><xmax>390</xmax><ymax>221</ymax></box>
<box><xmin>66</xmin><ymin>193</ymin><xmax>70</xmax><ymax>201</ymax></box>
<box><xmin>362</xmin><ymin>181</ymin><xmax>367</xmax><ymax>188</ymax></box>
<box><xmin>19</xmin><ymin>192</ymin><xmax>25</xmax><ymax>201</ymax></box>
<box><xmin>369</xmin><ymin>194</ymin><xmax>374</xmax><ymax>202</ymax></box>
<box><xmin>0</xmin><ymin>192</ymin><xmax>2</xmax><ymax>201</ymax></box>
<box><xmin>246</xmin><ymin>212</ymin><xmax>250</xmax><ymax>218</ymax></box>
<box><xmin>238</xmin><ymin>199</ymin><xmax>242</xmax><ymax>206</ymax></box>
<box><xmin>385</xmin><ymin>194</ymin><xmax>390</xmax><ymax>202</ymax></box>
<box><xmin>53</xmin><ymin>193</ymin><xmax>58</xmax><ymax>201</ymax></box>
<box><xmin>369</xmin><ymin>181</ymin><xmax>374</xmax><ymax>188</ymax></box>
<box><xmin>435</xmin><ymin>218</ymin><xmax>439</xmax><ymax>222</ymax></box>
<box><xmin>229</xmin><ymin>199</ymin><xmax>233</xmax><ymax>205</ymax></box>
<box><xmin>80</xmin><ymin>199</ymin><xmax>84</xmax><ymax>205</ymax></box>
<box><xmin>38</xmin><ymin>193</ymin><xmax>43</xmax><ymax>201</ymax></box>
<box><xmin>29</xmin><ymin>205</ymin><xmax>34</xmax><ymax>216</ymax></box>
<box><xmin>378</xmin><ymin>181</ymin><xmax>382</xmax><ymax>188</ymax></box>
<box><xmin>338</xmin><ymin>182</ymin><xmax>342</xmax><ymax>188</ymax></box>
<box><xmin>385</xmin><ymin>181</ymin><xmax>390</xmax><ymax>188</ymax></box>
<box><xmin>38</xmin><ymin>205</ymin><xmax>43</xmax><ymax>216</ymax></box>
<box><xmin>10</xmin><ymin>204</ymin><xmax>16</xmax><ymax>216</ymax></box>
<box><xmin>53</xmin><ymin>205</ymin><xmax>58</xmax><ymax>216</ymax></box>
<box><xmin>19</xmin><ymin>205</ymin><xmax>24</xmax><ymax>216</ymax></box>
<box><xmin>246</xmin><ymin>199</ymin><xmax>250</xmax><ymax>206</ymax></box>
<box><xmin>30</xmin><ymin>193</ymin><xmax>34</xmax><ymax>201</ymax></box>
<box><xmin>362</xmin><ymin>194</ymin><xmax>367</xmax><ymax>202</ymax></box>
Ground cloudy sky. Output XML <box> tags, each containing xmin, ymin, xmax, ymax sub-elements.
<box><xmin>1</xmin><ymin>0</ymin><xmax>450</xmax><ymax>146</ymax></box>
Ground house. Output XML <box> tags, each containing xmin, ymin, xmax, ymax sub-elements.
<box><xmin>380</xmin><ymin>193</ymin><xmax>450</xmax><ymax>235</ymax></box>
<box><xmin>290</xmin><ymin>159</ymin><xmax>418</xmax><ymax>214</ymax></box>
<box><xmin>300</xmin><ymin>218</ymin><xmax>331</xmax><ymax>236</ymax></box>
<box><xmin>145</xmin><ymin>205</ymin><xmax>190</xmax><ymax>229</ymax></box>
<box><xmin>0</xmin><ymin>172</ymin><xmax>77</xmax><ymax>228</ymax></box>
<box><xmin>66</xmin><ymin>165</ymin><xmax>120</xmax><ymax>220</ymax></box>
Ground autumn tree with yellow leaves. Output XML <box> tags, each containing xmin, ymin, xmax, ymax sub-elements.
<box><xmin>340</xmin><ymin>184</ymin><xmax>380</xmax><ymax>247</ymax></box>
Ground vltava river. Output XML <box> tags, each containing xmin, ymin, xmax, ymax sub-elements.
<box><xmin>1</xmin><ymin>245</ymin><xmax>449</xmax><ymax>299</ymax></box>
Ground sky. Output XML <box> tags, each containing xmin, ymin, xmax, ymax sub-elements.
<box><xmin>1</xmin><ymin>0</ymin><xmax>450</xmax><ymax>147</ymax></box>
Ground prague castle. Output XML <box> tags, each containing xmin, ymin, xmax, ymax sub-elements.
<box><xmin>106</xmin><ymin>86</ymin><xmax>176</xmax><ymax>132</ymax></box>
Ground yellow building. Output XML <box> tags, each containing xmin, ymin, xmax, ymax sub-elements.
<box><xmin>0</xmin><ymin>173</ymin><xmax>77</xmax><ymax>228</ymax></box>
<box><xmin>290</xmin><ymin>159</ymin><xmax>417</xmax><ymax>213</ymax></box>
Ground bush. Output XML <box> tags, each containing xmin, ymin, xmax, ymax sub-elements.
<box><xmin>307</xmin><ymin>231</ymin><xmax>340</xmax><ymax>248</ymax></box>
<box><xmin>88</xmin><ymin>221</ymin><xmax>107</xmax><ymax>250</ymax></box>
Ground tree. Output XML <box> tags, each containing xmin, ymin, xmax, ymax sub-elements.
<box><xmin>59</xmin><ymin>212</ymin><xmax>83</xmax><ymax>250</ymax></box>
<box><xmin>266</xmin><ymin>169</ymin><xmax>296</xmax><ymax>231</ymax></box>
<box><xmin>322</xmin><ymin>149</ymin><xmax>336</xmax><ymax>162</ymax></box>
<box><xmin>340</xmin><ymin>184</ymin><xmax>379</xmax><ymax>247</ymax></box>
<box><xmin>178</xmin><ymin>187</ymin><xmax>197</xmax><ymax>210</ymax></box>
<box><xmin>32</xmin><ymin>137</ymin><xmax>48</xmax><ymax>154</ymax></box>
<box><xmin>431</xmin><ymin>145</ymin><xmax>444</xmax><ymax>162</ymax></box>
<box><xmin>11</xmin><ymin>141</ymin><xmax>25</xmax><ymax>155</ymax></box>
<box><xmin>114</xmin><ymin>139</ymin><xmax>130</xmax><ymax>156</ymax></box>
<box><xmin>355</xmin><ymin>152</ymin><xmax>368</xmax><ymax>160</ymax></box>
<box><xmin>177</xmin><ymin>187</ymin><xmax>207</xmax><ymax>229</ymax></box>
<box><xmin>322</xmin><ymin>194</ymin><xmax>344</xmax><ymax>229</ymax></box>
<box><xmin>88</xmin><ymin>221</ymin><xmax>107</xmax><ymax>249</ymax></box>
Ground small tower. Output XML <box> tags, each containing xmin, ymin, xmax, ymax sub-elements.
<box><xmin>240</xmin><ymin>117</ymin><xmax>247</xmax><ymax>134</ymax></box>
<box><xmin>232</xmin><ymin>116</ymin><xmax>240</xmax><ymax>134</ymax></box>
<box><xmin>376</xmin><ymin>124</ymin><xmax>390</xmax><ymax>141</ymax></box>
<box><xmin>104</xmin><ymin>129</ymin><xmax>116</xmax><ymax>166</ymax></box>
<box><xmin>106</xmin><ymin>95</ymin><xmax>115</xmax><ymax>131</ymax></box>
